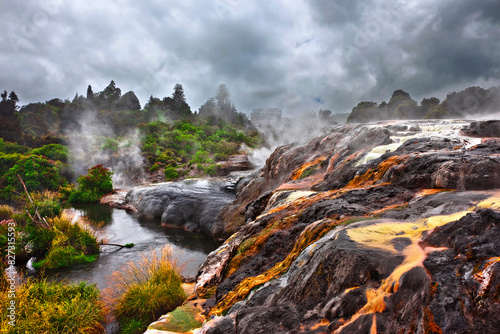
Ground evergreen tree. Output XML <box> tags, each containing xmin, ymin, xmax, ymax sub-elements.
<box><xmin>86</xmin><ymin>85</ymin><xmax>94</xmax><ymax>100</ymax></box>
<box><xmin>1</xmin><ymin>91</ymin><xmax>8</xmax><ymax>102</ymax></box>
<box><xmin>172</xmin><ymin>83</ymin><xmax>186</xmax><ymax>104</ymax></box>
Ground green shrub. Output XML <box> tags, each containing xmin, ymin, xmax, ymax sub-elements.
<box><xmin>213</xmin><ymin>153</ymin><xmax>227</xmax><ymax>161</ymax></box>
<box><xmin>31</xmin><ymin>143</ymin><xmax>70</xmax><ymax>163</ymax></box>
<box><xmin>69</xmin><ymin>164</ymin><xmax>113</xmax><ymax>203</ymax></box>
<box><xmin>27</xmin><ymin>191</ymin><xmax>62</xmax><ymax>219</ymax></box>
<box><xmin>149</xmin><ymin>163</ymin><xmax>161</xmax><ymax>172</ymax></box>
<box><xmin>107</xmin><ymin>246</ymin><xmax>186</xmax><ymax>334</ymax></box>
<box><xmin>100</xmin><ymin>138</ymin><xmax>120</xmax><ymax>153</ymax></box>
<box><xmin>1</xmin><ymin>155</ymin><xmax>65</xmax><ymax>199</ymax></box>
<box><xmin>190</xmin><ymin>150</ymin><xmax>210</xmax><ymax>164</ymax></box>
<box><xmin>156</xmin><ymin>149</ymin><xmax>180</xmax><ymax>166</ymax></box>
<box><xmin>0</xmin><ymin>279</ymin><xmax>106</xmax><ymax>333</ymax></box>
<box><xmin>164</xmin><ymin>166</ymin><xmax>179</xmax><ymax>181</ymax></box>
<box><xmin>0</xmin><ymin>138</ymin><xmax>29</xmax><ymax>154</ymax></box>
<box><xmin>0</xmin><ymin>153</ymin><xmax>21</xmax><ymax>178</ymax></box>
<box><xmin>204</xmin><ymin>164</ymin><xmax>218</xmax><ymax>176</ymax></box>
<box><xmin>32</xmin><ymin>214</ymin><xmax>99</xmax><ymax>269</ymax></box>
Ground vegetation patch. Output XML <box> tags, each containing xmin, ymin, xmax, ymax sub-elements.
<box><xmin>69</xmin><ymin>164</ymin><xmax>113</xmax><ymax>203</ymax></box>
<box><xmin>106</xmin><ymin>246</ymin><xmax>186</xmax><ymax>334</ymax></box>
<box><xmin>30</xmin><ymin>213</ymin><xmax>100</xmax><ymax>269</ymax></box>
<box><xmin>148</xmin><ymin>303</ymin><xmax>204</xmax><ymax>332</ymax></box>
<box><xmin>0</xmin><ymin>279</ymin><xmax>106</xmax><ymax>333</ymax></box>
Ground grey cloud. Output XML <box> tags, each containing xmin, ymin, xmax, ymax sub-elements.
<box><xmin>1</xmin><ymin>0</ymin><xmax>500</xmax><ymax>116</ymax></box>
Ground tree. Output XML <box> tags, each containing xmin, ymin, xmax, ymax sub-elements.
<box><xmin>86</xmin><ymin>85</ymin><xmax>94</xmax><ymax>100</ymax></box>
<box><xmin>69</xmin><ymin>164</ymin><xmax>113</xmax><ymax>203</ymax></box>
<box><xmin>8</xmin><ymin>91</ymin><xmax>19</xmax><ymax>103</ymax></box>
<box><xmin>172</xmin><ymin>83</ymin><xmax>186</xmax><ymax>104</ymax></box>
<box><xmin>100</xmin><ymin>80</ymin><xmax>121</xmax><ymax>104</ymax></box>
<box><xmin>347</xmin><ymin>101</ymin><xmax>378</xmax><ymax>122</ymax></box>
<box><xmin>420</xmin><ymin>97</ymin><xmax>440</xmax><ymax>116</ymax></box>
<box><xmin>118</xmin><ymin>91</ymin><xmax>141</xmax><ymax>111</ymax></box>
<box><xmin>0</xmin><ymin>90</ymin><xmax>23</xmax><ymax>143</ymax></box>
<box><xmin>199</xmin><ymin>98</ymin><xmax>217</xmax><ymax>117</ymax></box>
<box><xmin>215</xmin><ymin>84</ymin><xmax>231</xmax><ymax>113</ymax></box>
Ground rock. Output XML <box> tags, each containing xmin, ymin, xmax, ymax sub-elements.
<box><xmin>100</xmin><ymin>189</ymin><xmax>136</xmax><ymax>212</ymax></box>
<box><xmin>216</xmin><ymin>155</ymin><xmax>254</xmax><ymax>176</ymax></box>
<box><xmin>147</xmin><ymin>120</ymin><xmax>500</xmax><ymax>333</ymax></box>
<box><xmin>461</xmin><ymin>120</ymin><xmax>500</xmax><ymax>137</ymax></box>
<box><xmin>124</xmin><ymin>178</ymin><xmax>236</xmax><ymax>239</ymax></box>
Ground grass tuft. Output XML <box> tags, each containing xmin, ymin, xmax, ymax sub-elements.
<box><xmin>0</xmin><ymin>278</ymin><xmax>106</xmax><ymax>333</ymax></box>
<box><xmin>105</xmin><ymin>245</ymin><xmax>187</xmax><ymax>334</ymax></box>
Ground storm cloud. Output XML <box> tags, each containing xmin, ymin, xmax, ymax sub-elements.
<box><xmin>1</xmin><ymin>0</ymin><xmax>499</xmax><ymax>115</ymax></box>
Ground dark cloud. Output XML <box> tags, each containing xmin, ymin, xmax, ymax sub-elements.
<box><xmin>1</xmin><ymin>0</ymin><xmax>500</xmax><ymax>115</ymax></box>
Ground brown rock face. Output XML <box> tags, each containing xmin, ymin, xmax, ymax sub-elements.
<box><xmin>154</xmin><ymin>120</ymin><xmax>500</xmax><ymax>334</ymax></box>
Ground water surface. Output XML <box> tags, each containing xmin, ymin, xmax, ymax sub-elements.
<box><xmin>49</xmin><ymin>203</ymin><xmax>221</xmax><ymax>291</ymax></box>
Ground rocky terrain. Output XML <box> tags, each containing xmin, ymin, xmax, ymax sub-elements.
<box><xmin>144</xmin><ymin>120</ymin><xmax>500</xmax><ymax>334</ymax></box>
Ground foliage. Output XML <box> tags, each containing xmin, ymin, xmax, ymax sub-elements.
<box><xmin>106</xmin><ymin>246</ymin><xmax>186</xmax><ymax>334</ymax></box>
<box><xmin>140</xmin><ymin>119</ymin><xmax>260</xmax><ymax>180</ymax></box>
<box><xmin>31</xmin><ymin>143</ymin><xmax>70</xmax><ymax>162</ymax></box>
<box><xmin>31</xmin><ymin>213</ymin><xmax>99</xmax><ymax>269</ymax></box>
<box><xmin>25</xmin><ymin>191</ymin><xmax>63</xmax><ymax>219</ymax></box>
<box><xmin>1</xmin><ymin>155</ymin><xmax>65</xmax><ymax>199</ymax></box>
<box><xmin>0</xmin><ymin>205</ymin><xmax>14</xmax><ymax>221</ymax></box>
<box><xmin>69</xmin><ymin>164</ymin><xmax>113</xmax><ymax>203</ymax></box>
<box><xmin>164</xmin><ymin>166</ymin><xmax>179</xmax><ymax>181</ymax></box>
<box><xmin>0</xmin><ymin>138</ymin><xmax>29</xmax><ymax>154</ymax></box>
<box><xmin>0</xmin><ymin>278</ymin><xmax>106</xmax><ymax>333</ymax></box>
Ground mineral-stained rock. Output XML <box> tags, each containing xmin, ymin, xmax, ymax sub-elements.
<box><xmin>147</xmin><ymin>120</ymin><xmax>500</xmax><ymax>334</ymax></box>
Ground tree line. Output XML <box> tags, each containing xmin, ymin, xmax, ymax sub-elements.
<box><xmin>347</xmin><ymin>86</ymin><xmax>500</xmax><ymax>122</ymax></box>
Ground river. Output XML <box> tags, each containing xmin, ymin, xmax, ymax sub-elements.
<box><xmin>42</xmin><ymin>203</ymin><xmax>221</xmax><ymax>291</ymax></box>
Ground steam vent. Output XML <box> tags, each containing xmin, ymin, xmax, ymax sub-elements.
<box><xmin>146</xmin><ymin>120</ymin><xmax>500</xmax><ymax>334</ymax></box>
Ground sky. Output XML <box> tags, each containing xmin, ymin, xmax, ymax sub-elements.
<box><xmin>1</xmin><ymin>0</ymin><xmax>500</xmax><ymax>116</ymax></box>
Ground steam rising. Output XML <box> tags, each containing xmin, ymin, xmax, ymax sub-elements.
<box><xmin>248</xmin><ymin>112</ymin><xmax>344</xmax><ymax>167</ymax></box>
<box><xmin>66</xmin><ymin>110</ymin><xmax>144</xmax><ymax>189</ymax></box>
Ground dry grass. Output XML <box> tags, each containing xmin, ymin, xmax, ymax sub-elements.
<box><xmin>104</xmin><ymin>245</ymin><xmax>187</xmax><ymax>334</ymax></box>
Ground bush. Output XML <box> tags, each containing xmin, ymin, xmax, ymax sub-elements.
<box><xmin>164</xmin><ymin>166</ymin><xmax>179</xmax><ymax>181</ymax></box>
<box><xmin>69</xmin><ymin>164</ymin><xmax>113</xmax><ymax>203</ymax></box>
<box><xmin>32</xmin><ymin>213</ymin><xmax>99</xmax><ymax>269</ymax></box>
<box><xmin>31</xmin><ymin>143</ymin><xmax>70</xmax><ymax>163</ymax></box>
<box><xmin>1</xmin><ymin>155</ymin><xmax>65</xmax><ymax>199</ymax></box>
<box><xmin>0</xmin><ymin>279</ymin><xmax>106</xmax><ymax>333</ymax></box>
<box><xmin>107</xmin><ymin>246</ymin><xmax>186</xmax><ymax>333</ymax></box>
<box><xmin>27</xmin><ymin>191</ymin><xmax>62</xmax><ymax>219</ymax></box>
<box><xmin>0</xmin><ymin>153</ymin><xmax>21</xmax><ymax>178</ymax></box>
<box><xmin>0</xmin><ymin>138</ymin><xmax>29</xmax><ymax>154</ymax></box>
<box><xmin>204</xmin><ymin>164</ymin><xmax>218</xmax><ymax>176</ymax></box>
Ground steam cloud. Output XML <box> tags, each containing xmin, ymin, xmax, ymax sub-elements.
<box><xmin>66</xmin><ymin>110</ymin><xmax>145</xmax><ymax>189</ymax></box>
<box><xmin>248</xmin><ymin>112</ymin><xmax>346</xmax><ymax>167</ymax></box>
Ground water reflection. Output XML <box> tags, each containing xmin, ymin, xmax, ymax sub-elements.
<box><xmin>50</xmin><ymin>203</ymin><xmax>221</xmax><ymax>291</ymax></box>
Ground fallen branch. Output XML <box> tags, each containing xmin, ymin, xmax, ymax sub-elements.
<box><xmin>100</xmin><ymin>242</ymin><xmax>135</xmax><ymax>249</ymax></box>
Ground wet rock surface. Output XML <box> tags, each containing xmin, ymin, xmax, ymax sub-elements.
<box><xmin>147</xmin><ymin>120</ymin><xmax>500</xmax><ymax>334</ymax></box>
<box><xmin>461</xmin><ymin>120</ymin><xmax>500</xmax><ymax>137</ymax></box>
<box><xmin>123</xmin><ymin>176</ymin><xmax>243</xmax><ymax>239</ymax></box>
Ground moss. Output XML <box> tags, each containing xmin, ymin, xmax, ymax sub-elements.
<box><xmin>148</xmin><ymin>304</ymin><xmax>204</xmax><ymax>332</ymax></box>
<box><xmin>299</xmin><ymin>165</ymin><xmax>318</xmax><ymax>179</ymax></box>
<box><xmin>237</xmin><ymin>237</ymin><xmax>256</xmax><ymax>255</ymax></box>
